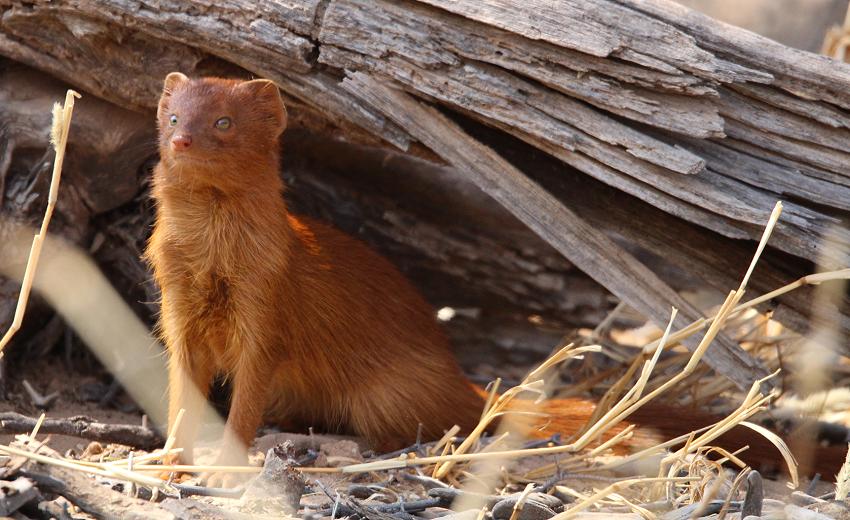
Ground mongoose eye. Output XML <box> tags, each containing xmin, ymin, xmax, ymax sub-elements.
<box><xmin>169</xmin><ymin>114</ymin><xmax>178</xmax><ymax>126</ymax></box>
<box><xmin>215</xmin><ymin>117</ymin><xmax>232</xmax><ymax>130</ymax></box>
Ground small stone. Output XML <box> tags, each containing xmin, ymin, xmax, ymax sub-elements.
<box><xmin>348</xmin><ymin>484</ymin><xmax>376</xmax><ymax>499</ymax></box>
<box><xmin>491</xmin><ymin>493</ymin><xmax>563</xmax><ymax>520</ymax></box>
<box><xmin>742</xmin><ymin>471</ymin><xmax>764</xmax><ymax>518</ymax></box>
<box><xmin>319</xmin><ymin>439</ymin><xmax>363</xmax><ymax>466</ymax></box>
<box><xmin>240</xmin><ymin>441</ymin><xmax>304</xmax><ymax>516</ymax></box>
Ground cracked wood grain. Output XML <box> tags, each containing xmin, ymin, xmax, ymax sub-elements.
<box><xmin>342</xmin><ymin>72</ymin><xmax>771</xmax><ymax>389</ymax></box>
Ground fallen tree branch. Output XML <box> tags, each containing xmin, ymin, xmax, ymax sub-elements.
<box><xmin>341</xmin><ymin>72</ymin><xmax>769</xmax><ymax>390</ymax></box>
<box><xmin>0</xmin><ymin>413</ymin><xmax>163</xmax><ymax>450</ymax></box>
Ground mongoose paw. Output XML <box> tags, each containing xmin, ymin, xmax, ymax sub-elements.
<box><xmin>199</xmin><ymin>450</ymin><xmax>253</xmax><ymax>488</ymax></box>
<box><xmin>200</xmin><ymin>469</ymin><xmax>252</xmax><ymax>489</ymax></box>
<box><xmin>156</xmin><ymin>470</ymin><xmax>194</xmax><ymax>483</ymax></box>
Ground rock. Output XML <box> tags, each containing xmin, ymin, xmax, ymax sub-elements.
<box><xmin>319</xmin><ymin>439</ymin><xmax>363</xmax><ymax>466</ymax></box>
<box><xmin>240</xmin><ymin>442</ymin><xmax>304</xmax><ymax>516</ymax></box>
<box><xmin>492</xmin><ymin>493</ymin><xmax>563</xmax><ymax>520</ymax></box>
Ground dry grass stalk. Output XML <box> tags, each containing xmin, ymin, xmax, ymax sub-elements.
<box><xmin>551</xmin><ymin>476</ymin><xmax>698</xmax><ymax>519</ymax></box>
<box><xmin>640</xmin><ymin>268</ymin><xmax>850</xmax><ymax>357</ymax></box>
<box><xmin>476</xmin><ymin>431</ymin><xmax>512</xmax><ymax>455</ymax></box>
<box><xmin>654</xmin><ymin>370</ymin><xmax>798</xmax><ymax>497</ymax></box>
<box><xmin>738</xmin><ymin>421</ymin><xmax>796</xmax><ymax>483</ymax></box>
<box><xmin>834</xmin><ymin>444</ymin><xmax>850</xmax><ymax>500</ymax></box>
<box><xmin>104</xmin><ymin>448</ymin><xmax>184</xmax><ymax>467</ymax></box>
<box><xmin>553</xmin><ymin>486</ymin><xmax>590</xmax><ymax>503</ymax></box>
<box><xmin>0</xmin><ymin>443</ymin><xmax>169</xmax><ymax>489</ymax></box>
<box><xmin>703</xmin><ymin>445</ymin><xmax>748</xmax><ymax>470</ymax></box>
<box><xmin>586</xmin><ymin>301</ymin><xmax>627</xmax><ymax>344</ymax></box>
<box><xmin>573</xmin><ymin>352</ymin><xmax>644</xmax><ymax>439</ymax></box>
<box><xmin>432</xmin><ymin>436</ymin><xmax>455</xmax><ymax>478</ymax></box>
<box><xmin>0</xmin><ymin>89</ymin><xmax>81</xmax><ymax>355</ymax></box>
<box><xmin>609</xmin><ymin>493</ymin><xmax>652</xmax><ymax>519</ymax></box>
<box><xmin>567</xmin><ymin>309</ymin><xmax>678</xmax><ymax>449</ymax></box>
<box><xmin>557</xmin><ymin>363</ymin><xmax>627</xmax><ymax>398</ymax></box>
<box><xmin>26</xmin><ymin>413</ymin><xmax>46</xmax><ymax>444</ymax></box>
<box><xmin>429</xmin><ymin>424</ymin><xmax>461</xmax><ymax>456</ymax></box>
<box><xmin>507</xmin><ymin>483</ymin><xmax>536</xmax><ymax>520</ymax></box>
<box><xmin>132</xmin><ymin>464</ymin><xmax>263</xmax><ymax>474</ymax></box>
<box><xmin>146</xmin><ymin>407</ymin><xmax>186</xmax><ymax>480</ymax></box>
<box><xmin>594</xmin><ymin>429</ymin><xmax>709</xmax><ymax>473</ymax></box>
<box><xmin>688</xmin><ymin>465</ymin><xmax>726</xmax><ymax>515</ymax></box>
<box><xmin>162</xmin><ymin>408</ymin><xmax>184</xmax><ymax>454</ymax></box>
<box><xmin>480</xmin><ymin>378</ymin><xmax>502</xmax><ymax>423</ymax></box>
<box><xmin>716</xmin><ymin>468</ymin><xmax>750</xmax><ymax>520</ymax></box>
<box><xmin>433</xmin><ymin>343</ymin><xmax>600</xmax><ymax>479</ymax></box>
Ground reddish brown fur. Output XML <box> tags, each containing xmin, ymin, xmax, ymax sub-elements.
<box><xmin>145</xmin><ymin>74</ymin><xmax>484</xmax><ymax>471</ymax></box>
<box><xmin>146</xmin><ymin>74</ymin><xmax>840</xmax><ymax>482</ymax></box>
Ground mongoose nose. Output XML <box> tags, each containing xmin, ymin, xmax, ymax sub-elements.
<box><xmin>171</xmin><ymin>134</ymin><xmax>192</xmax><ymax>151</ymax></box>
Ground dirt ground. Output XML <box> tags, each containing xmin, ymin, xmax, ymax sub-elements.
<box><xmin>0</xmin><ymin>355</ymin><xmax>145</xmax><ymax>454</ymax></box>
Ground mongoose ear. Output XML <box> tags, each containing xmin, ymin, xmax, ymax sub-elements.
<box><xmin>158</xmin><ymin>72</ymin><xmax>189</xmax><ymax>120</ymax></box>
<box><xmin>238</xmin><ymin>78</ymin><xmax>280</xmax><ymax>100</ymax></box>
<box><xmin>163</xmin><ymin>72</ymin><xmax>189</xmax><ymax>96</ymax></box>
<box><xmin>238</xmin><ymin>79</ymin><xmax>288</xmax><ymax>135</ymax></box>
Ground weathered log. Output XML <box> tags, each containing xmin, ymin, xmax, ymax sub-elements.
<box><xmin>340</xmin><ymin>72</ymin><xmax>769</xmax><ymax>388</ymax></box>
<box><xmin>458</xmin><ymin>116</ymin><xmax>850</xmax><ymax>342</ymax></box>
<box><xmin>0</xmin><ymin>63</ymin><xmax>152</xmax><ymax>219</ymax></box>
<box><xmin>316</xmin><ymin>0</ymin><xmax>850</xmax><ymax>267</ymax></box>
<box><xmin>4</xmin><ymin>1</ymin><xmax>846</xmax><ymax>256</ymax></box>
<box><xmin>2</xmin><ymin>0</ymin><xmax>847</xmax><ymax>265</ymax></box>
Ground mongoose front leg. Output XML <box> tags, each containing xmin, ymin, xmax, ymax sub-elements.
<box><xmin>166</xmin><ymin>354</ymin><xmax>214</xmax><ymax>465</ymax></box>
<box><xmin>202</xmin><ymin>348</ymin><xmax>275</xmax><ymax>488</ymax></box>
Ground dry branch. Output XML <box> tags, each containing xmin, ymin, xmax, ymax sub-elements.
<box><xmin>340</xmin><ymin>73</ymin><xmax>768</xmax><ymax>389</ymax></box>
<box><xmin>0</xmin><ymin>412</ymin><xmax>164</xmax><ymax>450</ymax></box>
